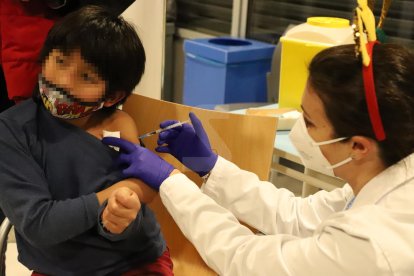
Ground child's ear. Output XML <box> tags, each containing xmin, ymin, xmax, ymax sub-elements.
<box><xmin>103</xmin><ymin>91</ymin><xmax>126</xmax><ymax>107</ymax></box>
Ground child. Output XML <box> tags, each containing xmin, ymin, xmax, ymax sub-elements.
<box><xmin>0</xmin><ymin>6</ymin><xmax>173</xmax><ymax>275</ymax></box>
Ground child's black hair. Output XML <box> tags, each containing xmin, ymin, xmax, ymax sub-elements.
<box><xmin>39</xmin><ymin>5</ymin><xmax>145</xmax><ymax>107</ymax></box>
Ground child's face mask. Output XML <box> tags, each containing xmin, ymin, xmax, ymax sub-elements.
<box><xmin>39</xmin><ymin>75</ymin><xmax>104</xmax><ymax>120</ymax></box>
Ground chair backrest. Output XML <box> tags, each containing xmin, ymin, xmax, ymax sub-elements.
<box><xmin>123</xmin><ymin>94</ymin><xmax>278</xmax><ymax>275</ymax></box>
<box><xmin>0</xmin><ymin>218</ymin><xmax>12</xmax><ymax>276</ymax></box>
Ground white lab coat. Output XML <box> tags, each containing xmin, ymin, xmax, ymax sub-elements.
<box><xmin>160</xmin><ymin>153</ymin><xmax>414</xmax><ymax>276</ymax></box>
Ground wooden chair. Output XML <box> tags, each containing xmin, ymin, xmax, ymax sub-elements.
<box><xmin>123</xmin><ymin>94</ymin><xmax>278</xmax><ymax>275</ymax></box>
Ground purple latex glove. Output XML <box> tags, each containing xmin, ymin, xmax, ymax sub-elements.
<box><xmin>102</xmin><ymin>137</ymin><xmax>174</xmax><ymax>190</ymax></box>
<box><xmin>156</xmin><ymin>112</ymin><xmax>218</xmax><ymax>176</ymax></box>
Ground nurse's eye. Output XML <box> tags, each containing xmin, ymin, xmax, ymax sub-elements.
<box><xmin>304</xmin><ymin>117</ymin><xmax>314</xmax><ymax>128</ymax></box>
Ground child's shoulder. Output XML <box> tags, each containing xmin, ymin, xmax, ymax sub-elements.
<box><xmin>108</xmin><ymin>109</ymin><xmax>135</xmax><ymax>126</ymax></box>
<box><xmin>102</xmin><ymin>109</ymin><xmax>139</xmax><ymax>143</ymax></box>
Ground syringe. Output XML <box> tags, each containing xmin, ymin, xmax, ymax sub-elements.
<box><xmin>138</xmin><ymin>120</ymin><xmax>190</xmax><ymax>140</ymax></box>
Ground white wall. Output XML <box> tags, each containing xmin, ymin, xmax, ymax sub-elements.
<box><xmin>122</xmin><ymin>0</ymin><xmax>166</xmax><ymax>99</ymax></box>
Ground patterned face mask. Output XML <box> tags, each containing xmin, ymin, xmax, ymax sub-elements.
<box><xmin>38</xmin><ymin>75</ymin><xmax>104</xmax><ymax>120</ymax></box>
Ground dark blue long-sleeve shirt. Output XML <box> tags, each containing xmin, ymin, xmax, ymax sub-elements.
<box><xmin>0</xmin><ymin>99</ymin><xmax>165</xmax><ymax>275</ymax></box>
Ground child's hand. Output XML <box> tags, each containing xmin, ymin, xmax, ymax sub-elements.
<box><xmin>101</xmin><ymin>187</ymin><xmax>141</xmax><ymax>234</ymax></box>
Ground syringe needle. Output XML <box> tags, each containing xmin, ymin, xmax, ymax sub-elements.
<box><xmin>138</xmin><ymin>120</ymin><xmax>190</xmax><ymax>140</ymax></box>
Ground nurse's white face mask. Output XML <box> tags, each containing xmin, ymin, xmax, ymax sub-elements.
<box><xmin>289</xmin><ymin>115</ymin><xmax>353</xmax><ymax>177</ymax></box>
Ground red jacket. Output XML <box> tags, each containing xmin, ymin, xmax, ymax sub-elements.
<box><xmin>0</xmin><ymin>0</ymin><xmax>56</xmax><ymax>102</ymax></box>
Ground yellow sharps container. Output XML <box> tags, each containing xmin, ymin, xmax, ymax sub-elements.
<box><xmin>278</xmin><ymin>17</ymin><xmax>354</xmax><ymax>110</ymax></box>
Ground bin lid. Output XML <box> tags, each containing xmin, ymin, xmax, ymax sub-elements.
<box><xmin>184</xmin><ymin>37</ymin><xmax>276</xmax><ymax>64</ymax></box>
<box><xmin>281</xmin><ymin>17</ymin><xmax>354</xmax><ymax>45</ymax></box>
<box><xmin>307</xmin><ymin>17</ymin><xmax>350</xmax><ymax>28</ymax></box>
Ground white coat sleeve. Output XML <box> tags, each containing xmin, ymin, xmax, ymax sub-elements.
<box><xmin>159</xmin><ymin>174</ymin><xmax>385</xmax><ymax>276</ymax></box>
<box><xmin>201</xmin><ymin>157</ymin><xmax>354</xmax><ymax>236</ymax></box>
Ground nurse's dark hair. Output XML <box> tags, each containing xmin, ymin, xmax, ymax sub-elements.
<box><xmin>308</xmin><ymin>43</ymin><xmax>414</xmax><ymax>167</ymax></box>
<box><xmin>38</xmin><ymin>5</ymin><xmax>145</xmax><ymax>108</ymax></box>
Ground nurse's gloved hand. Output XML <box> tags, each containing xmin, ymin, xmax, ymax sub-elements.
<box><xmin>156</xmin><ymin>112</ymin><xmax>218</xmax><ymax>177</ymax></box>
<box><xmin>102</xmin><ymin>137</ymin><xmax>174</xmax><ymax>190</ymax></box>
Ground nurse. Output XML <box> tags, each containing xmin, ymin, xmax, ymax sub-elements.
<box><xmin>102</xmin><ymin>5</ymin><xmax>414</xmax><ymax>273</ymax></box>
<box><xmin>104</xmin><ymin>40</ymin><xmax>414</xmax><ymax>275</ymax></box>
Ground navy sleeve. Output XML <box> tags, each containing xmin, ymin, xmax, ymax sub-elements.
<box><xmin>0</xmin><ymin>121</ymin><xmax>100</xmax><ymax>247</ymax></box>
<box><xmin>97</xmin><ymin>200</ymin><xmax>143</xmax><ymax>241</ymax></box>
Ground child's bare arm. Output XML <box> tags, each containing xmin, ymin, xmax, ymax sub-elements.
<box><xmin>98</xmin><ymin>110</ymin><xmax>159</xmax><ymax>204</ymax></box>
<box><xmin>104</xmin><ymin>110</ymin><xmax>140</xmax><ymax>143</ymax></box>
<box><xmin>97</xmin><ymin>178</ymin><xmax>157</xmax><ymax>205</ymax></box>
